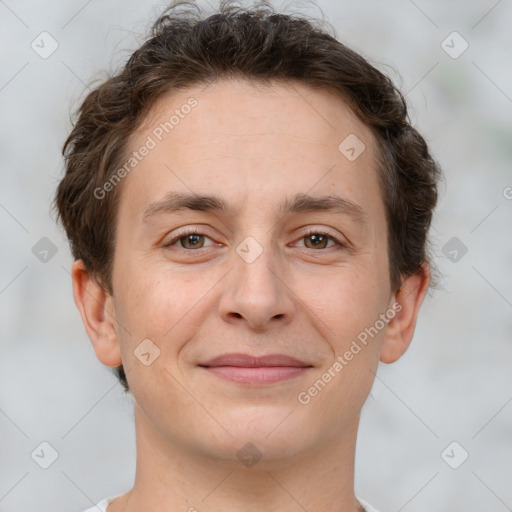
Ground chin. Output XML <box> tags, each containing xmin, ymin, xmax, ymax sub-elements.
<box><xmin>196</xmin><ymin>407</ymin><xmax>317</xmax><ymax>467</ymax></box>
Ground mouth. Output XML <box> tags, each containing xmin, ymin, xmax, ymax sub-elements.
<box><xmin>198</xmin><ymin>353</ymin><xmax>313</xmax><ymax>384</ymax></box>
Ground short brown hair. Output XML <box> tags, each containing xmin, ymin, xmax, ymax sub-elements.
<box><xmin>54</xmin><ymin>0</ymin><xmax>441</xmax><ymax>391</ymax></box>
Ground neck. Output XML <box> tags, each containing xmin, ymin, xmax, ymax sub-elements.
<box><xmin>110</xmin><ymin>406</ymin><xmax>364</xmax><ymax>512</ymax></box>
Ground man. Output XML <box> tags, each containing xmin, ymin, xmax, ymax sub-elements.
<box><xmin>54</xmin><ymin>1</ymin><xmax>441</xmax><ymax>511</ymax></box>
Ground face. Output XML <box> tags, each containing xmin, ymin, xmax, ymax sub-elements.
<box><xmin>105</xmin><ymin>79</ymin><xmax>398</xmax><ymax>463</ymax></box>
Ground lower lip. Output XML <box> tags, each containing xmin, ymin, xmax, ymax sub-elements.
<box><xmin>202</xmin><ymin>366</ymin><xmax>310</xmax><ymax>384</ymax></box>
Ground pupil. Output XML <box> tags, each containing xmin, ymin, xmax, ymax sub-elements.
<box><xmin>309</xmin><ymin>234</ymin><xmax>326</xmax><ymax>248</ymax></box>
<box><xmin>185</xmin><ymin>234</ymin><xmax>202</xmax><ymax>247</ymax></box>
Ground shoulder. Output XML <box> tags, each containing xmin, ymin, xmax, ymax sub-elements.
<box><xmin>80</xmin><ymin>495</ymin><xmax>118</xmax><ymax>512</ymax></box>
<box><xmin>357</xmin><ymin>496</ymin><xmax>381</xmax><ymax>512</ymax></box>
<box><xmin>82</xmin><ymin>495</ymin><xmax>380</xmax><ymax>512</ymax></box>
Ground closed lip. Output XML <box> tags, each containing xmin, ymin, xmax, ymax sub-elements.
<box><xmin>198</xmin><ymin>353</ymin><xmax>312</xmax><ymax>368</ymax></box>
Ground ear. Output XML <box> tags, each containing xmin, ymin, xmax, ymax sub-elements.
<box><xmin>380</xmin><ymin>264</ymin><xmax>430</xmax><ymax>364</ymax></box>
<box><xmin>71</xmin><ymin>259</ymin><xmax>123</xmax><ymax>367</ymax></box>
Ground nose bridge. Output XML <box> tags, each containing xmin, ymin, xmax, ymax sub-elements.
<box><xmin>235</xmin><ymin>234</ymin><xmax>280</xmax><ymax>290</ymax></box>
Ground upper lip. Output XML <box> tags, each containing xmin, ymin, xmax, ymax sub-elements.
<box><xmin>199</xmin><ymin>353</ymin><xmax>312</xmax><ymax>367</ymax></box>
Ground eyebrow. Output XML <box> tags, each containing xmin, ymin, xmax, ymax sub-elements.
<box><xmin>142</xmin><ymin>191</ymin><xmax>367</xmax><ymax>225</ymax></box>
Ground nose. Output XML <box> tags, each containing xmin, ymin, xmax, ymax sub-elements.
<box><xmin>217</xmin><ymin>239</ymin><xmax>296</xmax><ymax>332</ymax></box>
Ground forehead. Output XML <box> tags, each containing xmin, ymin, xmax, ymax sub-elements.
<box><xmin>138</xmin><ymin>78</ymin><xmax>376</xmax><ymax>152</ymax></box>
<box><xmin>119</xmin><ymin>78</ymin><xmax>383</xmax><ymax>225</ymax></box>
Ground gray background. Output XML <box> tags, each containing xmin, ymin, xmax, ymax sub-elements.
<box><xmin>1</xmin><ymin>1</ymin><xmax>511</xmax><ymax>511</ymax></box>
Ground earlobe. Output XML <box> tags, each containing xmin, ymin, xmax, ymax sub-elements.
<box><xmin>71</xmin><ymin>260</ymin><xmax>123</xmax><ymax>367</ymax></box>
<box><xmin>379</xmin><ymin>264</ymin><xmax>430</xmax><ymax>364</ymax></box>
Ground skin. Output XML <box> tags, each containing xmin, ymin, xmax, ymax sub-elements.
<box><xmin>72</xmin><ymin>78</ymin><xmax>429</xmax><ymax>512</ymax></box>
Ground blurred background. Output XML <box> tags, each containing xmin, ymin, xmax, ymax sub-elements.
<box><xmin>1</xmin><ymin>1</ymin><xmax>511</xmax><ymax>511</ymax></box>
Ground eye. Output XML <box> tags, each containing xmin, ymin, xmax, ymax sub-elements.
<box><xmin>297</xmin><ymin>229</ymin><xmax>346</xmax><ymax>250</ymax></box>
<box><xmin>162</xmin><ymin>227</ymin><xmax>347</xmax><ymax>252</ymax></box>
<box><xmin>163</xmin><ymin>228</ymin><xmax>216</xmax><ymax>250</ymax></box>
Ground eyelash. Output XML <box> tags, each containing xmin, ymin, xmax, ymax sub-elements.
<box><xmin>163</xmin><ymin>227</ymin><xmax>347</xmax><ymax>252</ymax></box>
<box><xmin>297</xmin><ymin>228</ymin><xmax>347</xmax><ymax>251</ymax></box>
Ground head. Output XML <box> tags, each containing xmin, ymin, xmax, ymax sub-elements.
<box><xmin>55</xmin><ymin>1</ymin><xmax>440</xmax><ymax>464</ymax></box>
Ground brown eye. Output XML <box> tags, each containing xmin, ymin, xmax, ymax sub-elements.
<box><xmin>179</xmin><ymin>233</ymin><xmax>205</xmax><ymax>249</ymax></box>
<box><xmin>303</xmin><ymin>233</ymin><xmax>330</xmax><ymax>249</ymax></box>
<box><xmin>164</xmin><ymin>229</ymin><xmax>216</xmax><ymax>250</ymax></box>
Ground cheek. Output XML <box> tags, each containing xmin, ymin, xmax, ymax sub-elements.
<box><xmin>294</xmin><ymin>270</ymin><xmax>388</xmax><ymax>434</ymax></box>
<box><xmin>299</xmin><ymin>263</ymin><xmax>389</xmax><ymax>344</ymax></box>
<box><xmin>115</xmin><ymin>279</ymin><xmax>180</xmax><ymax>340</ymax></box>
<box><xmin>113</xmin><ymin>263</ymin><xmax>218</xmax><ymax>355</ymax></box>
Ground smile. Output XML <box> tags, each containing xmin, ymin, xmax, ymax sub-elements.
<box><xmin>198</xmin><ymin>353</ymin><xmax>313</xmax><ymax>384</ymax></box>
